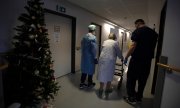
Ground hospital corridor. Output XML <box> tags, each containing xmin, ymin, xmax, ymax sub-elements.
<box><xmin>0</xmin><ymin>0</ymin><xmax>180</xmax><ymax>108</ymax></box>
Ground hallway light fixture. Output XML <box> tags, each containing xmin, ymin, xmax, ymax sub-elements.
<box><xmin>104</xmin><ymin>23</ymin><xmax>115</xmax><ymax>33</ymax></box>
<box><xmin>105</xmin><ymin>21</ymin><xmax>129</xmax><ymax>32</ymax></box>
<box><xmin>105</xmin><ymin>21</ymin><xmax>118</xmax><ymax>27</ymax></box>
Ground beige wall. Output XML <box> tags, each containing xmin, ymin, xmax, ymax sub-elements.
<box><xmin>44</xmin><ymin>0</ymin><xmax>128</xmax><ymax>71</ymax></box>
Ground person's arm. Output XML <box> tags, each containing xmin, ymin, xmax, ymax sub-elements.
<box><xmin>124</xmin><ymin>41</ymin><xmax>137</xmax><ymax>63</ymax></box>
<box><xmin>124</xmin><ymin>29</ymin><xmax>138</xmax><ymax>65</ymax></box>
<box><xmin>114</xmin><ymin>42</ymin><xmax>123</xmax><ymax>59</ymax></box>
<box><xmin>90</xmin><ymin>39</ymin><xmax>97</xmax><ymax>58</ymax></box>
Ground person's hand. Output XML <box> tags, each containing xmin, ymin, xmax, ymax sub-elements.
<box><xmin>94</xmin><ymin>58</ymin><xmax>98</xmax><ymax>64</ymax></box>
<box><xmin>121</xmin><ymin>56</ymin><xmax>124</xmax><ymax>62</ymax></box>
<box><xmin>123</xmin><ymin>58</ymin><xmax>128</xmax><ymax>66</ymax></box>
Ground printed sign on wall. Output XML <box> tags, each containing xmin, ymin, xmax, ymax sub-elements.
<box><xmin>54</xmin><ymin>25</ymin><xmax>60</xmax><ymax>43</ymax></box>
<box><xmin>110</xmin><ymin>28</ymin><xmax>119</xmax><ymax>40</ymax></box>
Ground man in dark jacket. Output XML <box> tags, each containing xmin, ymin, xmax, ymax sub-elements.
<box><xmin>124</xmin><ymin>19</ymin><xmax>158</xmax><ymax>104</ymax></box>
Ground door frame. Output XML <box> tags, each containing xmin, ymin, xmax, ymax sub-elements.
<box><xmin>44</xmin><ymin>9</ymin><xmax>76</xmax><ymax>73</ymax></box>
<box><xmin>91</xmin><ymin>22</ymin><xmax>102</xmax><ymax>57</ymax></box>
<box><xmin>151</xmin><ymin>1</ymin><xmax>167</xmax><ymax>94</ymax></box>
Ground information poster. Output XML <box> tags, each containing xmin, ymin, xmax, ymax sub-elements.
<box><xmin>54</xmin><ymin>25</ymin><xmax>60</xmax><ymax>43</ymax></box>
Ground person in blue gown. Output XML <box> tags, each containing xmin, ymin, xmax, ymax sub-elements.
<box><xmin>80</xmin><ymin>24</ymin><xmax>98</xmax><ymax>89</ymax></box>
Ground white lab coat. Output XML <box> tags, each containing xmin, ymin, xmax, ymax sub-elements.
<box><xmin>97</xmin><ymin>39</ymin><xmax>122</xmax><ymax>83</ymax></box>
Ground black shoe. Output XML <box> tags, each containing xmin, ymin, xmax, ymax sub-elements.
<box><xmin>79</xmin><ymin>83</ymin><xmax>88</xmax><ymax>89</ymax></box>
<box><xmin>88</xmin><ymin>82</ymin><xmax>96</xmax><ymax>88</ymax></box>
<box><xmin>135</xmin><ymin>93</ymin><xmax>142</xmax><ymax>104</ymax></box>
<box><xmin>105</xmin><ymin>89</ymin><xmax>112</xmax><ymax>100</ymax></box>
<box><xmin>98</xmin><ymin>89</ymin><xmax>103</xmax><ymax>98</ymax></box>
<box><xmin>136</xmin><ymin>98</ymin><xmax>142</xmax><ymax>104</ymax></box>
<box><xmin>105</xmin><ymin>88</ymin><xmax>113</xmax><ymax>100</ymax></box>
<box><xmin>123</xmin><ymin>96</ymin><xmax>136</xmax><ymax>105</ymax></box>
<box><xmin>106</xmin><ymin>88</ymin><xmax>113</xmax><ymax>93</ymax></box>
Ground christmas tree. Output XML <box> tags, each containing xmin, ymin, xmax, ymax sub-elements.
<box><xmin>7</xmin><ymin>0</ymin><xmax>59</xmax><ymax>107</ymax></box>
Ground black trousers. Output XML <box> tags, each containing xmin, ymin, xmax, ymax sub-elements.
<box><xmin>81</xmin><ymin>73</ymin><xmax>93</xmax><ymax>84</ymax></box>
<box><xmin>126</xmin><ymin>58</ymin><xmax>152</xmax><ymax>100</ymax></box>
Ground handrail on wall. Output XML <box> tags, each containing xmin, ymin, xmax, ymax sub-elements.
<box><xmin>157</xmin><ymin>63</ymin><xmax>180</xmax><ymax>73</ymax></box>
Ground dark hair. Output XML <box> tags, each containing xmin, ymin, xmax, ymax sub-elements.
<box><xmin>135</xmin><ymin>19</ymin><xmax>145</xmax><ymax>24</ymax></box>
<box><xmin>108</xmin><ymin>33</ymin><xmax>116</xmax><ymax>40</ymax></box>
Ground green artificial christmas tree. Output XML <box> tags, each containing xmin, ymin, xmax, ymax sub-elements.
<box><xmin>7</xmin><ymin>0</ymin><xmax>59</xmax><ymax>107</ymax></box>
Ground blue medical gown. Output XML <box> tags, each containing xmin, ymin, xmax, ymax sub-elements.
<box><xmin>81</xmin><ymin>33</ymin><xmax>97</xmax><ymax>75</ymax></box>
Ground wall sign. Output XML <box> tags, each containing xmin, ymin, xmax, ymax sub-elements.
<box><xmin>54</xmin><ymin>25</ymin><xmax>60</xmax><ymax>43</ymax></box>
<box><xmin>56</xmin><ymin>5</ymin><xmax>66</xmax><ymax>13</ymax></box>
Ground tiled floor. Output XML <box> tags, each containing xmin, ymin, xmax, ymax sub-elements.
<box><xmin>52</xmin><ymin>65</ymin><xmax>154</xmax><ymax>108</ymax></box>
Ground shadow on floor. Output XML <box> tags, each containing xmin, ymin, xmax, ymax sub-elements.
<box><xmin>67</xmin><ymin>71</ymin><xmax>128</xmax><ymax>100</ymax></box>
<box><xmin>67</xmin><ymin>72</ymin><xmax>81</xmax><ymax>87</ymax></box>
<box><xmin>55</xmin><ymin>71</ymin><xmax>154</xmax><ymax>108</ymax></box>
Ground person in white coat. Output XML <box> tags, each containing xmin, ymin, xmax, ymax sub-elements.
<box><xmin>97</xmin><ymin>33</ymin><xmax>123</xmax><ymax>98</ymax></box>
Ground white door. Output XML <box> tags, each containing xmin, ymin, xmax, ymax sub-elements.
<box><xmin>45</xmin><ymin>13</ymin><xmax>72</xmax><ymax>77</ymax></box>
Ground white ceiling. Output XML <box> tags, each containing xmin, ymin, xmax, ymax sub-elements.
<box><xmin>65</xmin><ymin>0</ymin><xmax>165</xmax><ymax>31</ymax></box>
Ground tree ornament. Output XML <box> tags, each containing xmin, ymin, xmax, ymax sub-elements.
<box><xmin>50</xmin><ymin>64</ymin><xmax>53</xmax><ymax>69</ymax></box>
<box><xmin>12</xmin><ymin>39</ymin><xmax>20</xmax><ymax>43</ymax></box>
<box><xmin>46</xmin><ymin>51</ymin><xmax>49</xmax><ymax>55</ymax></box>
<box><xmin>32</xmin><ymin>16</ymin><xmax>36</xmax><ymax>20</ymax></box>
<box><xmin>47</xmin><ymin>96</ymin><xmax>51</xmax><ymax>99</ymax></box>
<box><xmin>29</xmin><ymin>28</ymin><xmax>32</xmax><ymax>32</ymax></box>
<box><xmin>52</xmin><ymin>76</ymin><xmax>55</xmax><ymax>81</ymax></box>
<box><xmin>35</xmin><ymin>39</ymin><xmax>38</xmax><ymax>43</ymax></box>
<box><xmin>35</xmin><ymin>34</ymin><xmax>38</xmax><ymax>38</ymax></box>
<box><xmin>24</xmin><ymin>41</ymin><xmax>31</xmax><ymax>46</ymax></box>
<box><xmin>36</xmin><ymin>87</ymin><xmax>42</xmax><ymax>92</ymax></box>
<box><xmin>44</xmin><ymin>55</ymin><xmax>47</xmax><ymax>59</ymax></box>
<box><xmin>35</xmin><ymin>70</ymin><xmax>39</xmax><ymax>75</ymax></box>
<box><xmin>38</xmin><ymin>47</ymin><xmax>42</xmax><ymax>51</ymax></box>
<box><xmin>31</xmin><ymin>24</ymin><xmax>36</xmax><ymax>29</ymax></box>
<box><xmin>39</xmin><ymin>29</ymin><xmax>42</xmax><ymax>33</ymax></box>
<box><xmin>41</xmin><ymin>100</ymin><xmax>48</xmax><ymax>108</ymax></box>
<box><xmin>37</xmin><ymin>24</ymin><xmax>41</xmax><ymax>28</ymax></box>
<box><xmin>42</xmin><ymin>25</ymin><xmax>45</xmax><ymax>28</ymax></box>
<box><xmin>37</xmin><ymin>96</ymin><xmax>42</xmax><ymax>99</ymax></box>
<box><xmin>29</xmin><ymin>35</ymin><xmax>35</xmax><ymax>39</ymax></box>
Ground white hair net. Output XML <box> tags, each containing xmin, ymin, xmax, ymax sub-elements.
<box><xmin>88</xmin><ymin>24</ymin><xmax>96</xmax><ymax>31</ymax></box>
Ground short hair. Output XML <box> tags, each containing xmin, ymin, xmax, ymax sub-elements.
<box><xmin>135</xmin><ymin>19</ymin><xmax>145</xmax><ymax>24</ymax></box>
<box><xmin>108</xmin><ymin>33</ymin><xmax>117</xmax><ymax>40</ymax></box>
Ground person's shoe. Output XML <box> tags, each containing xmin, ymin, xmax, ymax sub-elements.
<box><xmin>104</xmin><ymin>89</ymin><xmax>113</xmax><ymax>100</ymax></box>
<box><xmin>88</xmin><ymin>82</ymin><xmax>96</xmax><ymax>88</ymax></box>
<box><xmin>107</xmin><ymin>88</ymin><xmax>113</xmax><ymax>93</ymax></box>
<box><xmin>98</xmin><ymin>89</ymin><xmax>103</xmax><ymax>98</ymax></box>
<box><xmin>123</xmin><ymin>96</ymin><xmax>136</xmax><ymax>105</ymax></box>
<box><xmin>79</xmin><ymin>83</ymin><xmax>88</xmax><ymax>89</ymax></box>
<box><xmin>136</xmin><ymin>98</ymin><xmax>142</xmax><ymax>104</ymax></box>
<box><xmin>135</xmin><ymin>93</ymin><xmax>142</xmax><ymax>104</ymax></box>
